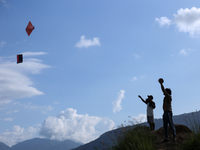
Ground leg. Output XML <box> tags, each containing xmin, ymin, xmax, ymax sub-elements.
<box><xmin>163</xmin><ymin>113</ymin><xmax>169</xmax><ymax>139</ymax></box>
<box><xmin>148</xmin><ymin>116</ymin><xmax>155</xmax><ymax>131</ymax></box>
<box><xmin>150</xmin><ymin>123</ymin><xmax>155</xmax><ymax>131</ymax></box>
<box><xmin>168</xmin><ymin>112</ymin><xmax>176</xmax><ymax>138</ymax></box>
<box><xmin>152</xmin><ymin>116</ymin><xmax>155</xmax><ymax>131</ymax></box>
<box><xmin>152</xmin><ymin>123</ymin><xmax>155</xmax><ymax>131</ymax></box>
<box><xmin>147</xmin><ymin>116</ymin><xmax>151</xmax><ymax>130</ymax></box>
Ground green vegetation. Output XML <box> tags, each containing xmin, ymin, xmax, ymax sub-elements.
<box><xmin>181</xmin><ymin>133</ymin><xmax>200</xmax><ymax>150</ymax></box>
<box><xmin>181</xmin><ymin>112</ymin><xmax>200</xmax><ymax>150</ymax></box>
<box><xmin>110</xmin><ymin>124</ymin><xmax>156</xmax><ymax>150</ymax></box>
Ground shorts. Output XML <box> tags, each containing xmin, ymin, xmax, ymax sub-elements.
<box><xmin>147</xmin><ymin>116</ymin><xmax>154</xmax><ymax>124</ymax></box>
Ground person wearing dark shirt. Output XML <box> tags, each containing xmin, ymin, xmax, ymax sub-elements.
<box><xmin>158</xmin><ymin>78</ymin><xmax>176</xmax><ymax>142</ymax></box>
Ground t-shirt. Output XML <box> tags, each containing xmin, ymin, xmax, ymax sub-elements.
<box><xmin>163</xmin><ymin>94</ymin><xmax>172</xmax><ymax>112</ymax></box>
<box><xmin>147</xmin><ymin>102</ymin><xmax>154</xmax><ymax>116</ymax></box>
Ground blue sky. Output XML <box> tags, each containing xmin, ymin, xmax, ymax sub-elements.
<box><xmin>1</xmin><ymin>0</ymin><xmax>200</xmax><ymax>146</ymax></box>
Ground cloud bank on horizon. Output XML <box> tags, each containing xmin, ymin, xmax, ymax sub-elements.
<box><xmin>39</xmin><ymin>108</ymin><xmax>115</xmax><ymax>144</ymax></box>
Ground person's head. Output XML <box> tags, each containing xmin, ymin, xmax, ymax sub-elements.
<box><xmin>165</xmin><ymin>88</ymin><xmax>172</xmax><ymax>95</ymax></box>
<box><xmin>147</xmin><ymin>95</ymin><xmax>153</xmax><ymax>101</ymax></box>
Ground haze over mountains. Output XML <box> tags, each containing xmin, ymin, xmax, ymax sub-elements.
<box><xmin>0</xmin><ymin>111</ymin><xmax>199</xmax><ymax>150</ymax></box>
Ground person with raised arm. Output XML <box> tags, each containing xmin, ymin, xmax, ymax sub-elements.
<box><xmin>158</xmin><ymin>78</ymin><xmax>176</xmax><ymax>142</ymax></box>
<box><xmin>138</xmin><ymin>95</ymin><xmax>155</xmax><ymax>131</ymax></box>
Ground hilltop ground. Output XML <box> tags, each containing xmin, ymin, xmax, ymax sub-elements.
<box><xmin>153</xmin><ymin>124</ymin><xmax>192</xmax><ymax>150</ymax></box>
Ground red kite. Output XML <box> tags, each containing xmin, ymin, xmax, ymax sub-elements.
<box><xmin>25</xmin><ymin>21</ymin><xmax>35</xmax><ymax>36</ymax></box>
<box><xmin>17</xmin><ymin>54</ymin><xmax>23</xmax><ymax>64</ymax></box>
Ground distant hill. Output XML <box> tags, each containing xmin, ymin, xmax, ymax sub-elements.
<box><xmin>0</xmin><ymin>142</ymin><xmax>10</xmax><ymax>150</ymax></box>
<box><xmin>10</xmin><ymin>138</ymin><xmax>82</xmax><ymax>150</ymax></box>
<box><xmin>0</xmin><ymin>138</ymin><xmax>82</xmax><ymax>150</ymax></box>
<box><xmin>73</xmin><ymin>110</ymin><xmax>200</xmax><ymax>150</ymax></box>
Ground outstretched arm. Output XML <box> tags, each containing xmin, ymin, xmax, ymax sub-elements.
<box><xmin>158</xmin><ymin>79</ymin><xmax>169</xmax><ymax>96</ymax></box>
<box><xmin>138</xmin><ymin>95</ymin><xmax>147</xmax><ymax>104</ymax></box>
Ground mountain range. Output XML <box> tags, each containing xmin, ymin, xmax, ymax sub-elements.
<box><xmin>1</xmin><ymin>110</ymin><xmax>199</xmax><ymax>150</ymax></box>
<box><xmin>0</xmin><ymin>138</ymin><xmax>83</xmax><ymax>150</ymax></box>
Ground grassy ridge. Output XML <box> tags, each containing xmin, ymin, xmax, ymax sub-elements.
<box><xmin>95</xmin><ymin>112</ymin><xmax>200</xmax><ymax>150</ymax></box>
<box><xmin>111</xmin><ymin>125</ymin><xmax>156</xmax><ymax>150</ymax></box>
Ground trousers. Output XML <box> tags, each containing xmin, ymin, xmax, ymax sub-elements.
<box><xmin>163</xmin><ymin>111</ymin><xmax>176</xmax><ymax>138</ymax></box>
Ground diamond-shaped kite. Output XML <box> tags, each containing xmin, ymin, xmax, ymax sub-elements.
<box><xmin>25</xmin><ymin>21</ymin><xmax>35</xmax><ymax>36</ymax></box>
<box><xmin>17</xmin><ymin>54</ymin><xmax>23</xmax><ymax>64</ymax></box>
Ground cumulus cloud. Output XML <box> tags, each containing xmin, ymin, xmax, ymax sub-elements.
<box><xmin>75</xmin><ymin>35</ymin><xmax>100</xmax><ymax>48</ymax></box>
<box><xmin>0</xmin><ymin>52</ymin><xmax>50</xmax><ymax>105</ymax></box>
<box><xmin>155</xmin><ymin>17</ymin><xmax>172</xmax><ymax>27</ymax></box>
<box><xmin>0</xmin><ymin>125</ymin><xmax>39</xmax><ymax>147</ymax></box>
<box><xmin>156</xmin><ymin>7</ymin><xmax>200</xmax><ymax>37</ymax></box>
<box><xmin>39</xmin><ymin>108</ymin><xmax>115</xmax><ymax>144</ymax></box>
<box><xmin>112</xmin><ymin>90</ymin><xmax>125</xmax><ymax>113</ymax></box>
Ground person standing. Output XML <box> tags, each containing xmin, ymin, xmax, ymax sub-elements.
<box><xmin>138</xmin><ymin>95</ymin><xmax>156</xmax><ymax>131</ymax></box>
<box><xmin>158</xmin><ymin>78</ymin><xmax>176</xmax><ymax>142</ymax></box>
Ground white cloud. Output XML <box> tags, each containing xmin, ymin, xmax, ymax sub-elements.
<box><xmin>132</xmin><ymin>114</ymin><xmax>146</xmax><ymax>124</ymax></box>
<box><xmin>179</xmin><ymin>48</ymin><xmax>195</xmax><ymax>56</ymax></box>
<box><xmin>156</xmin><ymin>7</ymin><xmax>200</xmax><ymax>37</ymax></box>
<box><xmin>39</xmin><ymin>108</ymin><xmax>115</xmax><ymax>144</ymax></box>
<box><xmin>112</xmin><ymin>90</ymin><xmax>125</xmax><ymax>113</ymax></box>
<box><xmin>131</xmin><ymin>77</ymin><xmax>137</xmax><ymax>81</ymax></box>
<box><xmin>0</xmin><ymin>53</ymin><xmax>50</xmax><ymax>105</ymax></box>
<box><xmin>180</xmin><ymin>49</ymin><xmax>188</xmax><ymax>56</ymax></box>
<box><xmin>133</xmin><ymin>53</ymin><xmax>142</xmax><ymax>59</ymax></box>
<box><xmin>0</xmin><ymin>0</ymin><xmax>9</xmax><ymax>9</ymax></box>
<box><xmin>130</xmin><ymin>75</ymin><xmax>145</xmax><ymax>82</ymax></box>
<box><xmin>23</xmin><ymin>103</ymin><xmax>53</xmax><ymax>114</ymax></box>
<box><xmin>6</xmin><ymin>110</ymin><xmax>19</xmax><ymax>114</ymax></box>
<box><xmin>155</xmin><ymin>17</ymin><xmax>172</xmax><ymax>27</ymax></box>
<box><xmin>22</xmin><ymin>52</ymin><xmax>47</xmax><ymax>56</ymax></box>
<box><xmin>75</xmin><ymin>35</ymin><xmax>100</xmax><ymax>48</ymax></box>
<box><xmin>174</xmin><ymin>7</ymin><xmax>200</xmax><ymax>37</ymax></box>
<box><xmin>0</xmin><ymin>41</ymin><xmax>6</xmax><ymax>49</ymax></box>
<box><xmin>0</xmin><ymin>0</ymin><xmax>6</xmax><ymax>3</ymax></box>
<box><xmin>4</xmin><ymin>118</ymin><xmax>13</xmax><ymax>122</ymax></box>
<box><xmin>0</xmin><ymin>125</ymin><xmax>39</xmax><ymax>147</ymax></box>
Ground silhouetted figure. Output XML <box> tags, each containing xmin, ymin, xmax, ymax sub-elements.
<box><xmin>158</xmin><ymin>78</ymin><xmax>176</xmax><ymax>142</ymax></box>
<box><xmin>138</xmin><ymin>95</ymin><xmax>156</xmax><ymax>131</ymax></box>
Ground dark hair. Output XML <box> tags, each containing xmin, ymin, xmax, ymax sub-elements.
<box><xmin>148</xmin><ymin>95</ymin><xmax>153</xmax><ymax>100</ymax></box>
<box><xmin>166</xmin><ymin>88</ymin><xmax>172</xmax><ymax>95</ymax></box>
